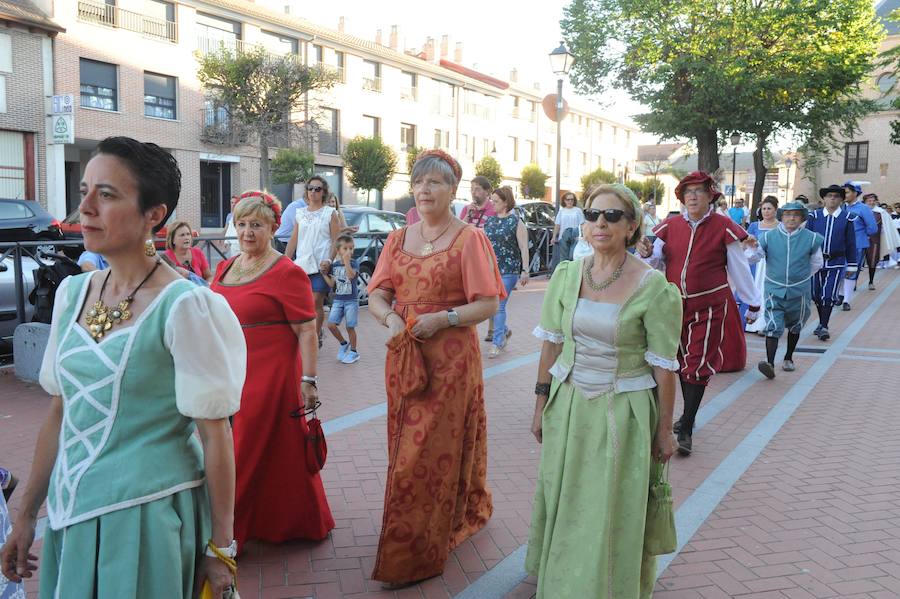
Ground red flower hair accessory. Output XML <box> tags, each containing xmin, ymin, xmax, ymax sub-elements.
<box><xmin>238</xmin><ymin>190</ymin><xmax>283</xmax><ymax>226</ymax></box>
<box><xmin>416</xmin><ymin>149</ymin><xmax>462</xmax><ymax>185</ymax></box>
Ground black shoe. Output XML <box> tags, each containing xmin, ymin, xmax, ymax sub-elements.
<box><xmin>677</xmin><ymin>431</ymin><xmax>692</xmax><ymax>456</ymax></box>
<box><xmin>2</xmin><ymin>474</ymin><xmax>17</xmax><ymax>502</ymax></box>
<box><xmin>814</xmin><ymin>324</ymin><xmax>823</xmax><ymax>336</ymax></box>
<box><xmin>673</xmin><ymin>419</ymin><xmax>682</xmax><ymax>435</ymax></box>
<box><xmin>757</xmin><ymin>361</ymin><xmax>776</xmax><ymax>380</ymax></box>
<box><xmin>818</xmin><ymin>327</ymin><xmax>830</xmax><ymax>341</ymax></box>
<box><xmin>484</xmin><ymin>331</ymin><xmax>494</xmax><ymax>342</ymax></box>
<box><xmin>842</xmin><ymin>302</ymin><xmax>851</xmax><ymax>311</ymax></box>
<box><xmin>868</xmin><ymin>283</ymin><xmax>876</xmax><ymax>291</ymax></box>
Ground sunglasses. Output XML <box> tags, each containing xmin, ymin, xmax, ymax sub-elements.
<box><xmin>307</xmin><ymin>186</ymin><xmax>324</xmax><ymax>193</ymax></box>
<box><xmin>584</xmin><ymin>208</ymin><xmax>626</xmax><ymax>223</ymax></box>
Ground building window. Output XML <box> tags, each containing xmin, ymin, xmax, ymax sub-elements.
<box><xmin>143</xmin><ymin>0</ymin><xmax>176</xmax><ymax>42</ymax></box>
<box><xmin>400</xmin><ymin>122</ymin><xmax>416</xmax><ymax>153</ymax></box>
<box><xmin>144</xmin><ymin>71</ymin><xmax>176</xmax><ymax>119</ymax></box>
<box><xmin>483</xmin><ymin>138</ymin><xmax>490</xmax><ymax>157</ymax></box>
<box><xmin>434</xmin><ymin>129</ymin><xmax>442</xmax><ymax>149</ymax></box>
<box><xmin>260</xmin><ymin>30</ymin><xmax>297</xmax><ymax>56</ymax></box>
<box><xmin>312</xmin><ymin>44</ymin><xmax>323</xmax><ymax>64</ymax></box>
<box><xmin>318</xmin><ymin>108</ymin><xmax>339</xmax><ymax>154</ymax></box>
<box><xmin>362</xmin><ymin>60</ymin><xmax>381</xmax><ymax>92</ymax></box>
<box><xmin>508</xmin><ymin>136</ymin><xmax>518</xmax><ymax>161</ymax></box>
<box><xmin>363</xmin><ymin>114</ymin><xmax>380</xmax><ymax>138</ymax></box>
<box><xmin>564</xmin><ymin>149</ymin><xmax>571</xmax><ymax>176</ymax></box>
<box><xmin>460</xmin><ymin>134</ymin><xmax>468</xmax><ymax>156</ymax></box>
<box><xmin>400</xmin><ymin>71</ymin><xmax>417</xmax><ymax>101</ymax></box>
<box><xmin>80</xmin><ymin>58</ymin><xmax>117</xmax><ymax>111</ymax></box>
<box><xmin>581</xmin><ymin>152</ymin><xmax>587</xmax><ymax>170</ymax></box>
<box><xmin>526</xmin><ymin>140</ymin><xmax>535</xmax><ymax>163</ymax></box>
<box><xmin>844</xmin><ymin>142</ymin><xmax>868</xmax><ymax>174</ymax></box>
<box><xmin>335</xmin><ymin>51</ymin><xmax>345</xmax><ymax>82</ymax></box>
<box><xmin>196</xmin><ymin>13</ymin><xmax>241</xmax><ymax>54</ymax></box>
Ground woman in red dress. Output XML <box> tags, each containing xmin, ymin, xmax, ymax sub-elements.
<box><xmin>211</xmin><ymin>191</ymin><xmax>334</xmax><ymax>551</ymax></box>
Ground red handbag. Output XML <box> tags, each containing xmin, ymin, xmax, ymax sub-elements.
<box><xmin>290</xmin><ymin>402</ymin><xmax>327</xmax><ymax>474</ymax></box>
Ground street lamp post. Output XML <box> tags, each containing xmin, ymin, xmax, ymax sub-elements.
<box><xmin>784</xmin><ymin>158</ymin><xmax>793</xmax><ymax>201</ymax></box>
<box><xmin>549</xmin><ymin>41</ymin><xmax>575</xmax><ymax>212</ymax></box>
<box><xmin>730</xmin><ymin>132</ymin><xmax>741</xmax><ymax>207</ymax></box>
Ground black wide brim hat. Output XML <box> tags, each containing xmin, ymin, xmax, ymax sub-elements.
<box><xmin>819</xmin><ymin>185</ymin><xmax>846</xmax><ymax>200</ymax></box>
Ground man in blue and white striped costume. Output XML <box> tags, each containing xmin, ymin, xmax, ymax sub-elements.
<box><xmin>841</xmin><ymin>181</ymin><xmax>878</xmax><ymax>311</ymax></box>
<box><xmin>806</xmin><ymin>185</ymin><xmax>857</xmax><ymax>341</ymax></box>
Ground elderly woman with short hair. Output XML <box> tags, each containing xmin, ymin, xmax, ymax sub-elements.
<box><xmin>367</xmin><ymin>150</ymin><xmax>505</xmax><ymax>589</ymax></box>
<box><xmin>211</xmin><ymin>191</ymin><xmax>334</xmax><ymax>552</ymax></box>
<box><xmin>527</xmin><ymin>184</ymin><xmax>682</xmax><ymax>598</ymax></box>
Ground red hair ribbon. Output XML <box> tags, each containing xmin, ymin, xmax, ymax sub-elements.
<box><xmin>238</xmin><ymin>190</ymin><xmax>283</xmax><ymax>226</ymax></box>
<box><xmin>416</xmin><ymin>149</ymin><xmax>462</xmax><ymax>185</ymax></box>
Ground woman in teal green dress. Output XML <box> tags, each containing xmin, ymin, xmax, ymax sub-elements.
<box><xmin>527</xmin><ymin>184</ymin><xmax>682</xmax><ymax>598</ymax></box>
<box><xmin>0</xmin><ymin>137</ymin><xmax>246</xmax><ymax>598</ymax></box>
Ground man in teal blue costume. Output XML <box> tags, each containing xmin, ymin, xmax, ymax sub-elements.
<box><xmin>749</xmin><ymin>202</ymin><xmax>824</xmax><ymax>378</ymax></box>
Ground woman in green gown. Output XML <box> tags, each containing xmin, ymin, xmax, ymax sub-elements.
<box><xmin>527</xmin><ymin>184</ymin><xmax>682</xmax><ymax>598</ymax></box>
<box><xmin>0</xmin><ymin>137</ymin><xmax>246</xmax><ymax>598</ymax></box>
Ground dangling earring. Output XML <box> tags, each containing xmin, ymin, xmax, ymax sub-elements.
<box><xmin>144</xmin><ymin>239</ymin><xmax>157</xmax><ymax>256</ymax></box>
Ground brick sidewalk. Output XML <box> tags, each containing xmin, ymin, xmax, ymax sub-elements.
<box><xmin>2</xmin><ymin>271</ymin><xmax>899</xmax><ymax>598</ymax></box>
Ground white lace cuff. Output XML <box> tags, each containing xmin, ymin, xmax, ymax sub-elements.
<box><xmin>645</xmin><ymin>351</ymin><xmax>679</xmax><ymax>371</ymax></box>
<box><xmin>533</xmin><ymin>325</ymin><xmax>564</xmax><ymax>344</ymax></box>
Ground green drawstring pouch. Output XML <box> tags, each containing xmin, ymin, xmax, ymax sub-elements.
<box><xmin>644</xmin><ymin>460</ymin><xmax>677</xmax><ymax>555</ymax></box>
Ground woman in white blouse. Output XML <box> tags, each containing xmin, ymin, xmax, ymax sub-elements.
<box><xmin>284</xmin><ymin>175</ymin><xmax>342</xmax><ymax>346</ymax></box>
<box><xmin>552</xmin><ymin>192</ymin><xmax>586</xmax><ymax>264</ymax></box>
<box><xmin>0</xmin><ymin>137</ymin><xmax>246</xmax><ymax>598</ymax></box>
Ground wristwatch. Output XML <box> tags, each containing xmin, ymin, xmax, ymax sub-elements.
<box><xmin>446</xmin><ymin>309</ymin><xmax>460</xmax><ymax>327</ymax></box>
<box><xmin>301</xmin><ymin>375</ymin><xmax>318</xmax><ymax>387</ymax></box>
<box><xmin>206</xmin><ymin>539</ymin><xmax>238</xmax><ymax>559</ymax></box>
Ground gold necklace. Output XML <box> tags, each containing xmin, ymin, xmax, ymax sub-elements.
<box><xmin>232</xmin><ymin>250</ymin><xmax>273</xmax><ymax>279</ymax></box>
<box><xmin>419</xmin><ymin>219</ymin><xmax>454</xmax><ymax>254</ymax></box>
<box><xmin>84</xmin><ymin>260</ymin><xmax>161</xmax><ymax>341</ymax></box>
<box><xmin>584</xmin><ymin>255</ymin><xmax>627</xmax><ymax>292</ymax></box>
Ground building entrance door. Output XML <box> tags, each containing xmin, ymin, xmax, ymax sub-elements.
<box><xmin>200</xmin><ymin>161</ymin><xmax>231</xmax><ymax>228</ymax></box>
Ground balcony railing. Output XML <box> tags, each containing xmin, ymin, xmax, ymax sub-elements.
<box><xmin>400</xmin><ymin>86</ymin><xmax>418</xmax><ymax>101</ymax></box>
<box><xmin>312</xmin><ymin>63</ymin><xmax>345</xmax><ymax>83</ymax></box>
<box><xmin>362</xmin><ymin>76</ymin><xmax>382</xmax><ymax>93</ymax></box>
<box><xmin>199</xmin><ymin>107</ymin><xmax>249</xmax><ymax>146</ymax></box>
<box><xmin>77</xmin><ymin>1</ymin><xmax>176</xmax><ymax>42</ymax></box>
<box><xmin>196</xmin><ymin>36</ymin><xmax>250</xmax><ymax>56</ymax></box>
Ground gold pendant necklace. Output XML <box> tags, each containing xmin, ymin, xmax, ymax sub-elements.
<box><xmin>84</xmin><ymin>260</ymin><xmax>161</xmax><ymax>341</ymax></box>
<box><xmin>420</xmin><ymin>220</ymin><xmax>454</xmax><ymax>254</ymax></box>
<box><xmin>232</xmin><ymin>251</ymin><xmax>272</xmax><ymax>279</ymax></box>
<box><xmin>584</xmin><ymin>255</ymin><xmax>627</xmax><ymax>292</ymax></box>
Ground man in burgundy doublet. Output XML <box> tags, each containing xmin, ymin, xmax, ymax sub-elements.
<box><xmin>641</xmin><ymin>172</ymin><xmax>761</xmax><ymax>456</ymax></box>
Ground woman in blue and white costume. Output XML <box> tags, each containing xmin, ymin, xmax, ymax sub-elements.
<box><xmin>0</xmin><ymin>137</ymin><xmax>247</xmax><ymax>598</ymax></box>
<box><xmin>743</xmin><ymin>196</ymin><xmax>779</xmax><ymax>334</ymax></box>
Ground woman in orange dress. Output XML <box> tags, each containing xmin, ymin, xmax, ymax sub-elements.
<box><xmin>367</xmin><ymin>150</ymin><xmax>505</xmax><ymax>588</ymax></box>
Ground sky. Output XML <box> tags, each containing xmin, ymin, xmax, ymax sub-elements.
<box><xmin>310</xmin><ymin>0</ymin><xmax>657</xmax><ymax>141</ymax></box>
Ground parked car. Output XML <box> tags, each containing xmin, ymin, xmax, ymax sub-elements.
<box><xmin>516</xmin><ymin>200</ymin><xmax>556</xmax><ymax>274</ymax></box>
<box><xmin>0</xmin><ymin>199</ymin><xmax>64</xmax><ymax>255</ymax></box>
<box><xmin>0</xmin><ymin>253</ymin><xmax>39</xmax><ymax>345</ymax></box>
<box><xmin>342</xmin><ymin>206</ymin><xmax>406</xmax><ymax>304</ymax></box>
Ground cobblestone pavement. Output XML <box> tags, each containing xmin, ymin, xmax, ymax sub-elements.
<box><xmin>2</xmin><ymin>270</ymin><xmax>899</xmax><ymax>598</ymax></box>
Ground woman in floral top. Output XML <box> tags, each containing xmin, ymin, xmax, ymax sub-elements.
<box><xmin>484</xmin><ymin>186</ymin><xmax>530</xmax><ymax>357</ymax></box>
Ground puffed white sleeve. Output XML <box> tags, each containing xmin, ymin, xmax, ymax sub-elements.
<box><xmin>164</xmin><ymin>287</ymin><xmax>247</xmax><ymax>419</ymax></box>
<box><xmin>38</xmin><ymin>275</ymin><xmax>74</xmax><ymax>396</ymax></box>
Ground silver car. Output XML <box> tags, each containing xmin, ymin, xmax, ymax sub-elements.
<box><xmin>0</xmin><ymin>254</ymin><xmax>39</xmax><ymax>343</ymax></box>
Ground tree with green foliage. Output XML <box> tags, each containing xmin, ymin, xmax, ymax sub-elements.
<box><xmin>197</xmin><ymin>45</ymin><xmax>338</xmax><ymax>191</ymax></box>
<box><xmin>562</xmin><ymin>0</ymin><xmax>882</xmax><ymax>180</ymax></box>
<box><xmin>406</xmin><ymin>146</ymin><xmax>426</xmax><ymax>174</ymax></box>
<box><xmin>271</xmin><ymin>148</ymin><xmax>315</xmax><ymax>185</ymax></box>
<box><xmin>475</xmin><ymin>155</ymin><xmax>503</xmax><ymax>189</ymax></box>
<box><xmin>520</xmin><ymin>164</ymin><xmax>549</xmax><ymax>199</ymax></box>
<box><xmin>343</xmin><ymin>136</ymin><xmax>398</xmax><ymax>207</ymax></box>
<box><xmin>581</xmin><ymin>167</ymin><xmax>616</xmax><ymax>192</ymax></box>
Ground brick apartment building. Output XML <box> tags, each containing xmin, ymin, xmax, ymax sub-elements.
<box><xmin>38</xmin><ymin>0</ymin><xmax>638</xmax><ymax>229</ymax></box>
<box><xmin>0</xmin><ymin>0</ymin><xmax>62</xmax><ymax>206</ymax></box>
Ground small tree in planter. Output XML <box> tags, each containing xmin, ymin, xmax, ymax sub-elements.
<box><xmin>343</xmin><ymin>136</ymin><xmax>398</xmax><ymax>207</ymax></box>
<box><xmin>520</xmin><ymin>164</ymin><xmax>549</xmax><ymax>199</ymax></box>
<box><xmin>475</xmin><ymin>155</ymin><xmax>503</xmax><ymax>189</ymax></box>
